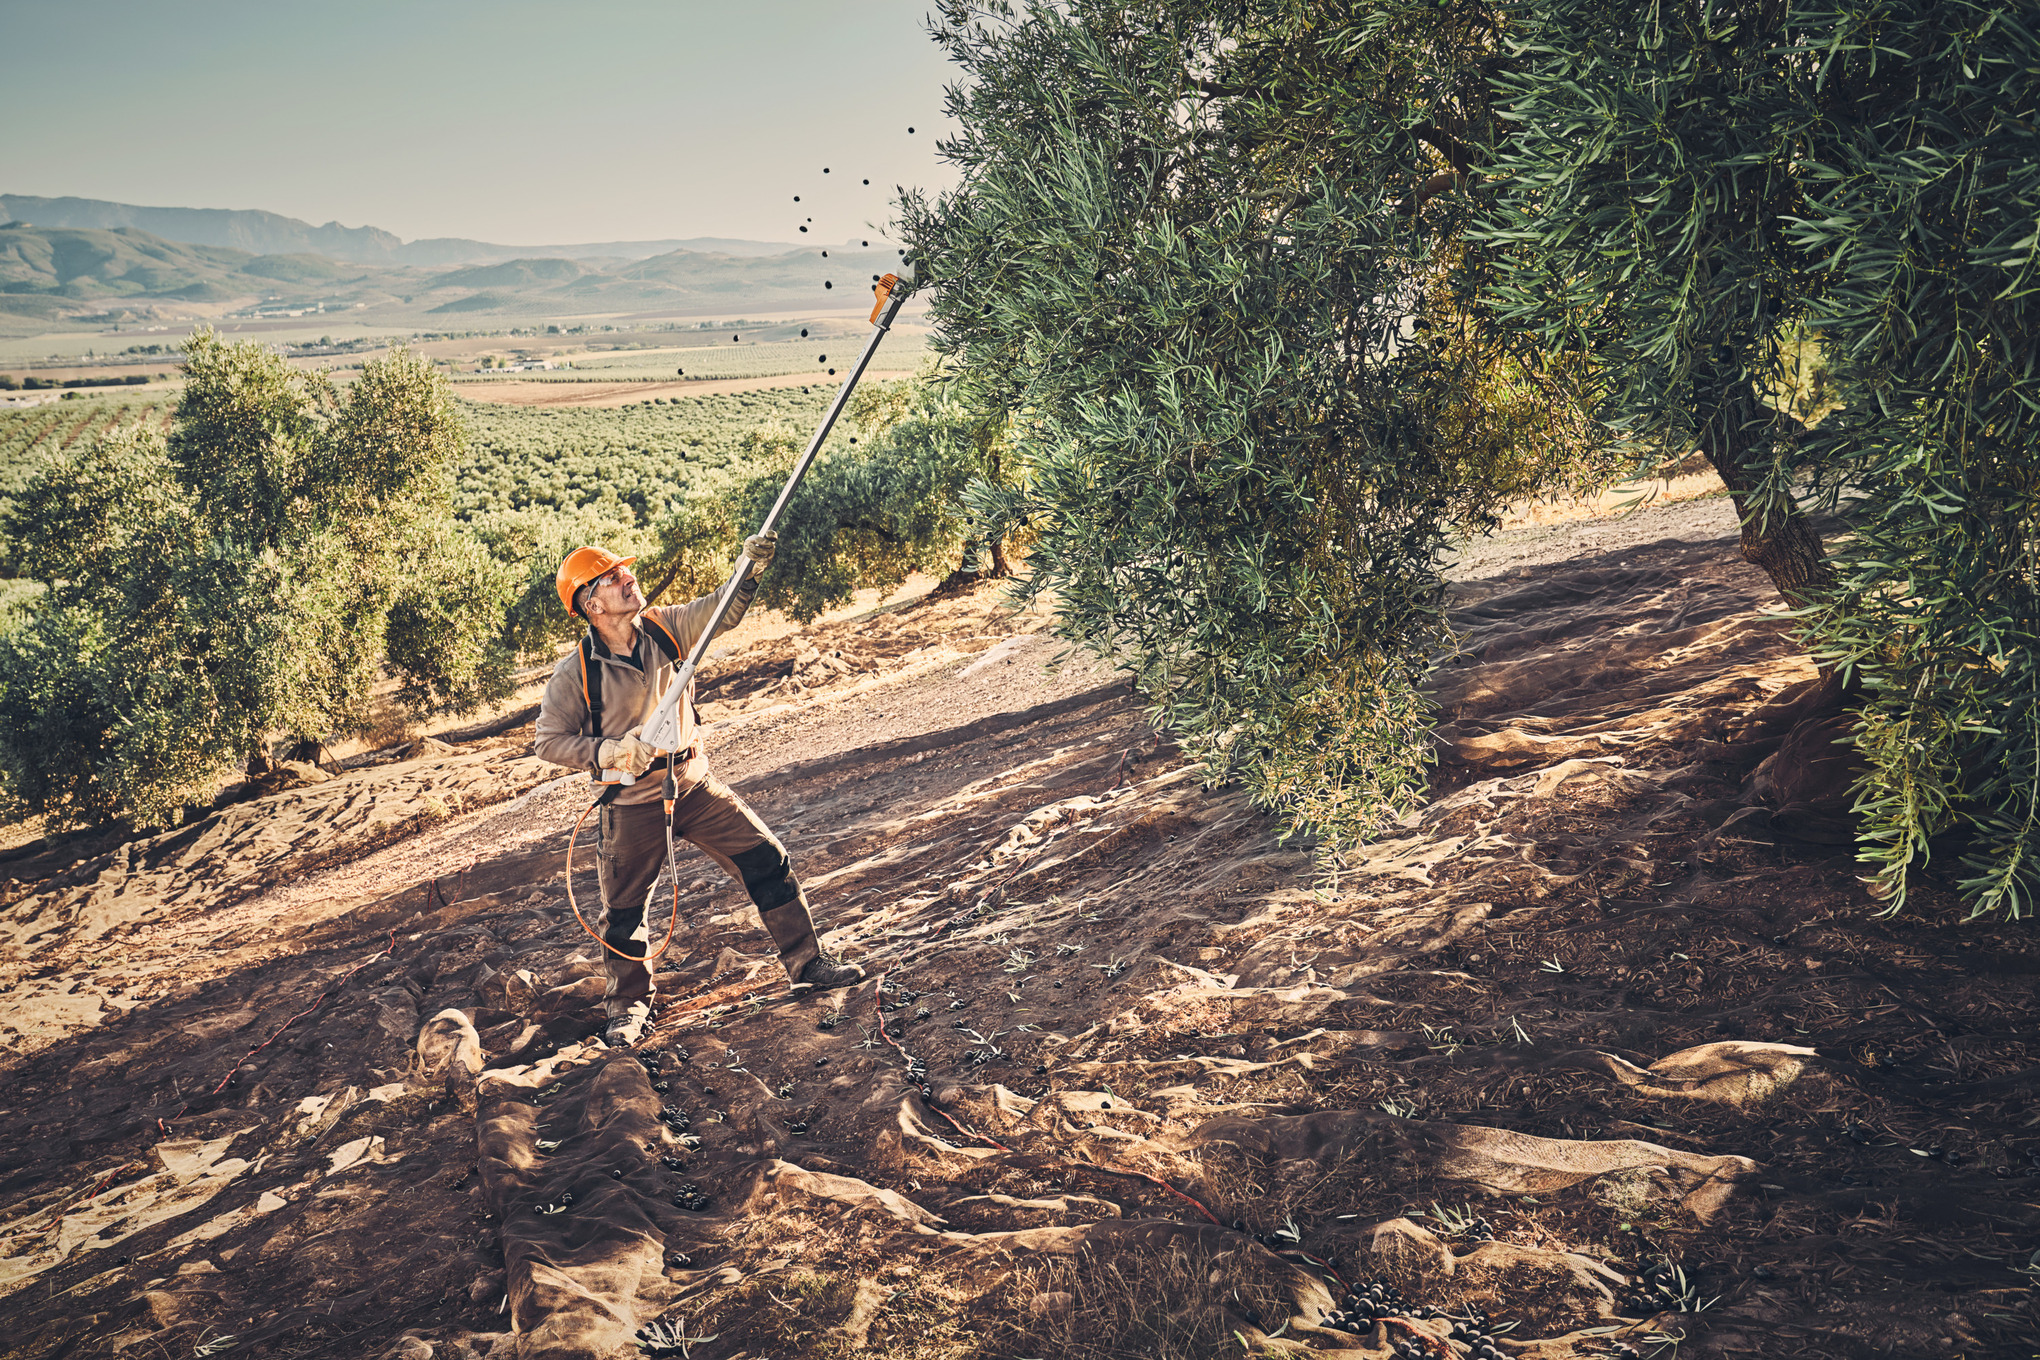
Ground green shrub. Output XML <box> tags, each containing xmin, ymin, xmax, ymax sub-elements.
<box><xmin>0</xmin><ymin>331</ymin><xmax>471</xmax><ymax>827</ymax></box>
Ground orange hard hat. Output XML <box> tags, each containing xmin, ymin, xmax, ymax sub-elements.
<box><xmin>557</xmin><ymin>546</ymin><xmax>637</xmax><ymax>617</ymax></box>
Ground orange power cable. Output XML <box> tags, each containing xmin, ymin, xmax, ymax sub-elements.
<box><xmin>563</xmin><ymin>792</ymin><xmax>684</xmax><ymax>965</ymax></box>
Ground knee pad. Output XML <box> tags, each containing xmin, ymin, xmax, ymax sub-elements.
<box><xmin>728</xmin><ymin>840</ymin><xmax>799</xmax><ymax>912</ymax></box>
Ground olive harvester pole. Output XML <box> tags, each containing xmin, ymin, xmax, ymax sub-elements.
<box><xmin>605</xmin><ymin>270</ymin><xmax>915</xmax><ymax>782</ymax></box>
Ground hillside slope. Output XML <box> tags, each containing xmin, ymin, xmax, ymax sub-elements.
<box><xmin>0</xmin><ymin>219</ymin><xmax>902</xmax><ymax>327</ymax></box>
<box><xmin>0</xmin><ymin>226</ymin><xmax>257</xmax><ymax>301</ymax></box>
<box><xmin>0</xmin><ymin>195</ymin><xmax>801</xmax><ymax>266</ymax></box>
<box><xmin>0</xmin><ymin>515</ymin><xmax>2032</xmax><ymax>1360</ymax></box>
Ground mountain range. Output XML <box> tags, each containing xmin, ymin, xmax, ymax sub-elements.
<box><xmin>0</xmin><ymin>218</ymin><xmax>905</xmax><ymax>331</ymax></box>
<box><xmin>0</xmin><ymin>195</ymin><xmax>805</xmax><ymax>266</ymax></box>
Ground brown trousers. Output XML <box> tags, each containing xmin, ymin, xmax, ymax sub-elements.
<box><xmin>594</xmin><ymin>774</ymin><xmax>820</xmax><ymax>1017</ymax></box>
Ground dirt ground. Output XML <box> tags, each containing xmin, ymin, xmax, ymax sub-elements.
<box><xmin>0</xmin><ymin>503</ymin><xmax>2034</xmax><ymax>1360</ymax></box>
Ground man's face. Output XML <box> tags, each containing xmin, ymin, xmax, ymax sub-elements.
<box><xmin>587</xmin><ymin>564</ymin><xmax>645</xmax><ymax>617</ymax></box>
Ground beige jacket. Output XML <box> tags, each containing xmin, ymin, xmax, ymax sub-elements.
<box><xmin>533</xmin><ymin>578</ymin><xmax>757</xmax><ymax>805</ymax></box>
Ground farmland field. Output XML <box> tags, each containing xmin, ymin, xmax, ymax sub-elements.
<box><xmin>453</xmin><ymin>330</ymin><xmax>928</xmax><ymax>384</ymax></box>
<box><xmin>0</xmin><ymin>385</ymin><xmax>855</xmax><ymax>539</ymax></box>
<box><xmin>451</xmin><ymin>385</ymin><xmax>840</xmax><ymax>523</ymax></box>
<box><xmin>0</xmin><ymin>395</ymin><xmax>173</xmax><ymax>516</ymax></box>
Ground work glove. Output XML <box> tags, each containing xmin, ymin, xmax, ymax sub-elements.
<box><xmin>598</xmin><ymin>726</ymin><xmax>657</xmax><ymax>778</ymax></box>
<box><xmin>742</xmin><ymin>531</ymin><xmax>778</xmax><ymax>567</ymax></box>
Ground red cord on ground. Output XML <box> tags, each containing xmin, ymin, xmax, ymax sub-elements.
<box><xmin>154</xmin><ymin>924</ymin><xmax>402</xmax><ymax>1136</ymax></box>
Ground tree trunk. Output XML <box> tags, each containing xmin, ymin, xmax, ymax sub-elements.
<box><xmin>986</xmin><ymin>535</ymin><xmax>1012</xmax><ymax>580</ymax></box>
<box><xmin>1693</xmin><ymin>374</ymin><xmax>1834</xmax><ymax>610</ymax></box>
<box><xmin>1695</xmin><ymin>372</ymin><xmax>1861</xmax><ymax>826</ymax></box>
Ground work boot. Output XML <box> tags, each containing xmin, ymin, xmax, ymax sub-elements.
<box><xmin>601</xmin><ymin>1009</ymin><xmax>650</xmax><ymax>1048</ymax></box>
<box><xmin>792</xmin><ymin>951</ymin><xmax>866</xmax><ymax>994</ymax></box>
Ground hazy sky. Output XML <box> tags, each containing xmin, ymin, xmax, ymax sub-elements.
<box><xmin>0</xmin><ymin>0</ymin><xmax>963</xmax><ymax>246</ymax></box>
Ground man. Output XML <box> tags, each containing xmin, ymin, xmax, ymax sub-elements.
<box><xmin>536</xmin><ymin>539</ymin><xmax>865</xmax><ymax>1048</ymax></box>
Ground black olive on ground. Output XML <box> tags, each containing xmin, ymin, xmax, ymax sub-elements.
<box><xmin>610</xmin><ymin>1168</ymin><xmax>624</xmax><ymax>1179</ymax></box>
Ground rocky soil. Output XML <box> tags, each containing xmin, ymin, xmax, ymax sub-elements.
<box><xmin>1</xmin><ymin>507</ymin><xmax>2035</xmax><ymax>1360</ymax></box>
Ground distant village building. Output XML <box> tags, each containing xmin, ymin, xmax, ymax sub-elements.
<box><xmin>502</xmin><ymin>357</ymin><xmax>553</xmax><ymax>372</ymax></box>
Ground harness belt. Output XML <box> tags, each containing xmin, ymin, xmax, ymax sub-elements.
<box><xmin>580</xmin><ymin>614</ymin><xmax>701</xmax><ymax>806</ymax></box>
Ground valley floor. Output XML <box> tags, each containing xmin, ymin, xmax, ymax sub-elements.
<box><xmin>0</xmin><ymin>502</ymin><xmax>2032</xmax><ymax>1360</ymax></box>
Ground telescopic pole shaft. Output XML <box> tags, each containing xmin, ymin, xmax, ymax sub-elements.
<box><xmin>679</xmin><ymin>276</ymin><xmax>912</xmax><ymax>676</ymax></box>
<box><xmin>626</xmin><ymin>274</ymin><xmax>913</xmax><ymax>768</ymax></box>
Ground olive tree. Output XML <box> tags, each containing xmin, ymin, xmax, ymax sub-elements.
<box><xmin>1788</xmin><ymin>0</ymin><xmax>2040</xmax><ymax>915</ymax></box>
<box><xmin>641</xmin><ymin>375</ymin><xmax>988</xmax><ymax>624</ymax></box>
<box><xmin>900</xmin><ymin>0</ymin><xmax>1613</xmax><ymax>845</ymax></box>
<box><xmin>1479</xmin><ymin>0</ymin><xmax>1836</xmax><ymax>606</ymax></box>
<box><xmin>0</xmin><ymin>331</ymin><xmax>482</xmax><ymax>827</ymax></box>
<box><xmin>1481</xmin><ymin>0</ymin><xmax>2040</xmax><ymax>915</ymax></box>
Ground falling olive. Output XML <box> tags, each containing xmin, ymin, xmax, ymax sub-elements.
<box><xmin>800</xmin><ymin>226</ymin><xmax>808</xmax><ymax>232</ymax></box>
<box><xmin>825</xmin><ymin>281</ymin><xmax>832</xmax><ymax>289</ymax></box>
<box><xmin>800</xmin><ymin>328</ymin><xmax>809</xmax><ymax>337</ymax></box>
<box><xmin>794</xmin><ymin>196</ymin><xmax>800</xmax><ymax>201</ymax></box>
<box><xmin>908</xmin><ymin>126</ymin><xmax>915</xmax><ymax>132</ymax></box>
